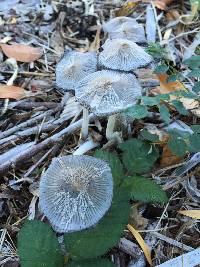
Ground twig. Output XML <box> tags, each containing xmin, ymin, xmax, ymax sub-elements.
<box><xmin>0</xmin><ymin>107</ymin><xmax>61</xmax><ymax>140</ymax></box>
<box><xmin>0</xmin><ymin>114</ymin><xmax>95</xmax><ymax>176</ymax></box>
<box><xmin>151</xmin><ymin>232</ymin><xmax>193</xmax><ymax>252</ymax></box>
<box><xmin>0</xmin><ymin>70</ymin><xmax>55</xmax><ymax>77</ymax></box>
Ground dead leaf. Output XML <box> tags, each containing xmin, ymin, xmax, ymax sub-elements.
<box><xmin>178</xmin><ymin>210</ymin><xmax>200</xmax><ymax>219</ymax></box>
<box><xmin>0</xmin><ymin>85</ymin><xmax>32</xmax><ymax>100</ymax></box>
<box><xmin>127</xmin><ymin>224</ymin><xmax>152</xmax><ymax>266</ymax></box>
<box><xmin>152</xmin><ymin>0</ymin><xmax>175</xmax><ymax>10</ymax></box>
<box><xmin>0</xmin><ymin>43</ymin><xmax>43</xmax><ymax>62</ymax></box>
<box><xmin>160</xmin><ymin>145</ymin><xmax>183</xmax><ymax>167</ymax></box>
<box><xmin>115</xmin><ymin>2</ymin><xmax>138</xmax><ymax>16</ymax></box>
<box><xmin>152</xmin><ymin>74</ymin><xmax>186</xmax><ymax>94</ymax></box>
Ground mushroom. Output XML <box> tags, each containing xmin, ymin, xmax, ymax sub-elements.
<box><xmin>99</xmin><ymin>39</ymin><xmax>153</xmax><ymax>71</ymax></box>
<box><xmin>39</xmin><ymin>155</ymin><xmax>113</xmax><ymax>233</ymax></box>
<box><xmin>56</xmin><ymin>51</ymin><xmax>97</xmax><ymax>91</ymax></box>
<box><xmin>102</xmin><ymin>16</ymin><xmax>138</xmax><ymax>33</ymax></box>
<box><xmin>108</xmin><ymin>22</ymin><xmax>146</xmax><ymax>43</ymax></box>
<box><xmin>75</xmin><ymin>70</ymin><xmax>142</xmax><ymax>140</ymax></box>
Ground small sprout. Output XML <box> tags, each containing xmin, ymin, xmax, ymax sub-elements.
<box><xmin>108</xmin><ymin>22</ymin><xmax>146</xmax><ymax>43</ymax></box>
<box><xmin>99</xmin><ymin>39</ymin><xmax>153</xmax><ymax>71</ymax></box>
<box><xmin>39</xmin><ymin>155</ymin><xmax>113</xmax><ymax>233</ymax></box>
<box><xmin>75</xmin><ymin>70</ymin><xmax>142</xmax><ymax>116</ymax></box>
<box><xmin>56</xmin><ymin>51</ymin><xmax>97</xmax><ymax>91</ymax></box>
<box><xmin>103</xmin><ymin>16</ymin><xmax>138</xmax><ymax>33</ymax></box>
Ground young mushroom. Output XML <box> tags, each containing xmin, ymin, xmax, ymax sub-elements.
<box><xmin>75</xmin><ymin>70</ymin><xmax>142</xmax><ymax>141</ymax></box>
<box><xmin>56</xmin><ymin>51</ymin><xmax>97</xmax><ymax>91</ymax></box>
<box><xmin>108</xmin><ymin>22</ymin><xmax>146</xmax><ymax>43</ymax></box>
<box><xmin>39</xmin><ymin>155</ymin><xmax>113</xmax><ymax>233</ymax></box>
<box><xmin>99</xmin><ymin>39</ymin><xmax>153</xmax><ymax>72</ymax></box>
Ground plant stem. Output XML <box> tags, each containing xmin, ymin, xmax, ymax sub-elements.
<box><xmin>106</xmin><ymin>114</ymin><xmax>117</xmax><ymax>140</ymax></box>
<box><xmin>73</xmin><ymin>139</ymin><xmax>99</xmax><ymax>155</ymax></box>
<box><xmin>81</xmin><ymin>107</ymin><xmax>89</xmax><ymax>140</ymax></box>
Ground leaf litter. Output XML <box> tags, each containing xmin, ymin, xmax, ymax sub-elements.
<box><xmin>0</xmin><ymin>1</ymin><xmax>200</xmax><ymax>267</ymax></box>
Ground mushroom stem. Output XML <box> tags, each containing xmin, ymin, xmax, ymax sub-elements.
<box><xmin>106</xmin><ymin>114</ymin><xmax>117</xmax><ymax>140</ymax></box>
<box><xmin>73</xmin><ymin>139</ymin><xmax>99</xmax><ymax>155</ymax></box>
<box><xmin>81</xmin><ymin>107</ymin><xmax>89</xmax><ymax>140</ymax></box>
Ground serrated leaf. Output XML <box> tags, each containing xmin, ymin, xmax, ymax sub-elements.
<box><xmin>188</xmin><ymin>133</ymin><xmax>200</xmax><ymax>152</ymax></box>
<box><xmin>18</xmin><ymin>220</ymin><xmax>64</xmax><ymax>267</ymax></box>
<box><xmin>66</xmin><ymin>259</ymin><xmax>116</xmax><ymax>267</ymax></box>
<box><xmin>124</xmin><ymin>176</ymin><xmax>168</xmax><ymax>203</ymax></box>
<box><xmin>123</xmin><ymin>105</ymin><xmax>148</xmax><ymax>119</ymax></box>
<box><xmin>94</xmin><ymin>150</ymin><xmax>124</xmax><ymax>186</ymax></box>
<box><xmin>184</xmin><ymin>55</ymin><xmax>200</xmax><ymax>69</ymax></box>
<box><xmin>167</xmin><ymin>133</ymin><xmax>187</xmax><ymax>157</ymax></box>
<box><xmin>159</xmin><ymin>104</ymin><xmax>170</xmax><ymax>123</ymax></box>
<box><xmin>192</xmin><ymin>81</ymin><xmax>200</xmax><ymax>93</ymax></box>
<box><xmin>171</xmin><ymin>99</ymin><xmax>189</xmax><ymax>115</ymax></box>
<box><xmin>64</xmin><ymin>188</ymin><xmax>130</xmax><ymax>261</ymax></box>
<box><xmin>119</xmin><ymin>139</ymin><xmax>159</xmax><ymax>174</ymax></box>
<box><xmin>187</xmin><ymin>69</ymin><xmax>200</xmax><ymax>77</ymax></box>
<box><xmin>140</xmin><ymin>129</ymin><xmax>160</xmax><ymax>142</ymax></box>
<box><xmin>191</xmin><ymin>125</ymin><xmax>200</xmax><ymax>133</ymax></box>
<box><xmin>154</xmin><ymin>64</ymin><xmax>169</xmax><ymax>74</ymax></box>
<box><xmin>167</xmin><ymin>74</ymin><xmax>178</xmax><ymax>82</ymax></box>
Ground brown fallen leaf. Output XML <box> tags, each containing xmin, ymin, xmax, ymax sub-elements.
<box><xmin>152</xmin><ymin>74</ymin><xmax>186</xmax><ymax>94</ymax></box>
<box><xmin>160</xmin><ymin>145</ymin><xmax>183</xmax><ymax>168</ymax></box>
<box><xmin>0</xmin><ymin>43</ymin><xmax>43</xmax><ymax>62</ymax></box>
<box><xmin>115</xmin><ymin>1</ymin><xmax>139</xmax><ymax>16</ymax></box>
<box><xmin>0</xmin><ymin>85</ymin><xmax>33</xmax><ymax>100</ymax></box>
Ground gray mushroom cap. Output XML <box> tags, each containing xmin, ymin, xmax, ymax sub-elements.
<box><xmin>39</xmin><ymin>155</ymin><xmax>113</xmax><ymax>233</ymax></box>
<box><xmin>75</xmin><ymin>70</ymin><xmax>142</xmax><ymax>117</ymax></box>
<box><xmin>108</xmin><ymin>22</ymin><xmax>146</xmax><ymax>43</ymax></box>
<box><xmin>99</xmin><ymin>39</ymin><xmax>153</xmax><ymax>71</ymax></box>
<box><xmin>103</xmin><ymin>16</ymin><xmax>138</xmax><ymax>33</ymax></box>
<box><xmin>56</xmin><ymin>51</ymin><xmax>97</xmax><ymax>91</ymax></box>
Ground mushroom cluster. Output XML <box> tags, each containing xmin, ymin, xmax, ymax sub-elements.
<box><xmin>56</xmin><ymin>16</ymin><xmax>153</xmax><ymax>141</ymax></box>
<box><xmin>39</xmin><ymin>16</ymin><xmax>153</xmax><ymax>233</ymax></box>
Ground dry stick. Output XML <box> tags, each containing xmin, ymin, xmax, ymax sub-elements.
<box><xmin>0</xmin><ymin>70</ymin><xmax>55</xmax><ymax>77</ymax></box>
<box><xmin>150</xmin><ymin>232</ymin><xmax>193</xmax><ymax>252</ymax></box>
<box><xmin>0</xmin><ymin>115</ymin><xmax>70</xmax><ymax>145</ymax></box>
<box><xmin>0</xmin><ymin>114</ymin><xmax>95</xmax><ymax>176</ymax></box>
<box><xmin>0</xmin><ymin>106</ymin><xmax>61</xmax><ymax>140</ymax></box>
<box><xmin>8</xmin><ymin>101</ymin><xmax>59</xmax><ymax>110</ymax></box>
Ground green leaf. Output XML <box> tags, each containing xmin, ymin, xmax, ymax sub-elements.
<box><xmin>146</xmin><ymin>43</ymin><xmax>167</xmax><ymax>59</ymax></box>
<box><xmin>124</xmin><ymin>176</ymin><xmax>168</xmax><ymax>203</ymax></box>
<box><xmin>18</xmin><ymin>220</ymin><xmax>64</xmax><ymax>267</ymax></box>
<box><xmin>94</xmin><ymin>150</ymin><xmax>124</xmax><ymax>186</ymax></box>
<box><xmin>123</xmin><ymin>105</ymin><xmax>149</xmax><ymax>119</ymax></box>
<box><xmin>159</xmin><ymin>104</ymin><xmax>170</xmax><ymax>123</ymax></box>
<box><xmin>171</xmin><ymin>100</ymin><xmax>189</xmax><ymax>115</ymax></box>
<box><xmin>141</xmin><ymin>95</ymin><xmax>170</xmax><ymax>106</ymax></box>
<box><xmin>167</xmin><ymin>130</ymin><xmax>188</xmax><ymax>156</ymax></box>
<box><xmin>64</xmin><ymin>188</ymin><xmax>130</xmax><ymax>261</ymax></box>
<box><xmin>184</xmin><ymin>55</ymin><xmax>200</xmax><ymax>69</ymax></box>
<box><xmin>188</xmin><ymin>69</ymin><xmax>200</xmax><ymax>77</ymax></box>
<box><xmin>66</xmin><ymin>259</ymin><xmax>116</xmax><ymax>267</ymax></box>
<box><xmin>192</xmin><ymin>81</ymin><xmax>200</xmax><ymax>93</ymax></box>
<box><xmin>188</xmin><ymin>133</ymin><xmax>200</xmax><ymax>152</ymax></box>
<box><xmin>167</xmin><ymin>74</ymin><xmax>178</xmax><ymax>82</ymax></box>
<box><xmin>119</xmin><ymin>139</ymin><xmax>159</xmax><ymax>174</ymax></box>
<box><xmin>154</xmin><ymin>64</ymin><xmax>169</xmax><ymax>74</ymax></box>
<box><xmin>140</xmin><ymin>129</ymin><xmax>160</xmax><ymax>142</ymax></box>
<box><xmin>191</xmin><ymin>125</ymin><xmax>200</xmax><ymax>133</ymax></box>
